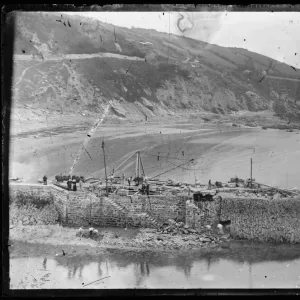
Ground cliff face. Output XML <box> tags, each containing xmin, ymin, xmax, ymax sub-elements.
<box><xmin>11</xmin><ymin>12</ymin><xmax>300</xmax><ymax>122</ymax></box>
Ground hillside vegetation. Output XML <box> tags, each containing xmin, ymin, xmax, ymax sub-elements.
<box><xmin>11</xmin><ymin>12</ymin><xmax>300</xmax><ymax>124</ymax></box>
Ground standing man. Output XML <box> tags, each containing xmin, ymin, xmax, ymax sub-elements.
<box><xmin>141</xmin><ymin>182</ymin><xmax>146</xmax><ymax>195</ymax></box>
<box><xmin>144</xmin><ymin>175</ymin><xmax>148</xmax><ymax>184</ymax></box>
<box><xmin>208</xmin><ymin>179</ymin><xmax>212</xmax><ymax>190</ymax></box>
<box><xmin>195</xmin><ymin>177</ymin><xmax>200</xmax><ymax>188</ymax></box>
<box><xmin>127</xmin><ymin>176</ymin><xmax>131</xmax><ymax>187</ymax></box>
<box><xmin>43</xmin><ymin>175</ymin><xmax>47</xmax><ymax>185</ymax></box>
<box><xmin>79</xmin><ymin>178</ymin><xmax>83</xmax><ymax>191</ymax></box>
<box><xmin>187</xmin><ymin>184</ymin><xmax>191</xmax><ymax>198</ymax></box>
<box><xmin>134</xmin><ymin>173</ymin><xmax>139</xmax><ymax>186</ymax></box>
<box><xmin>67</xmin><ymin>178</ymin><xmax>72</xmax><ymax>191</ymax></box>
<box><xmin>146</xmin><ymin>183</ymin><xmax>150</xmax><ymax>197</ymax></box>
<box><xmin>72</xmin><ymin>178</ymin><xmax>77</xmax><ymax>191</ymax></box>
<box><xmin>110</xmin><ymin>173</ymin><xmax>114</xmax><ymax>187</ymax></box>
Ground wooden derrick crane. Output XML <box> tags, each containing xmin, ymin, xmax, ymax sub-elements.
<box><xmin>135</xmin><ymin>151</ymin><xmax>146</xmax><ymax>184</ymax></box>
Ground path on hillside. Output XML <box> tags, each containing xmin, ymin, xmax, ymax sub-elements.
<box><xmin>266</xmin><ymin>75</ymin><xmax>300</xmax><ymax>82</ymax></box>
<box><xmin>12</xmin><ymin>61</ymin><xmax>44</xmax><ymax>87</ymax></box>
<box><xmin>13</xmin><ymin>53</ymin><xmax>145</xmax><ymax>62</ymax></box>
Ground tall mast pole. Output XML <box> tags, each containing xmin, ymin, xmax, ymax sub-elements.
<box><xmin>102</xmin><ymin>140</ymin><xmax>108</xmax><ymax>195</ymax></box>
<box><xmin>138</xmin><ymin>151</ymin><xmax>140</xmax><ymax>178</ymax></box>
<box><xmin>250</xmin><ymin>158</ymin><xmax>253</xmax><ymax>189</ymax></box>
<box><xmin>135</xmin><ymin>151</ymin><xmax>138</xmax><ymax>177</ymax></box>
<box><xmin>136</xmin><ymin>151</ymin><xmax>140</xmax><ymax>178</ymax></box>
<box><xmin>140</xmin><ymin>154</ymin><xmax>145</xmax><ymax>177</ymax></box>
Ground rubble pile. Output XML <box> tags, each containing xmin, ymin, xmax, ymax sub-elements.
<box><xmin>235</xmin><ymin>189</ymin><xmax>290</xmax><ymax>200</ymax></box>
<box><xmin>159</xmin><ymin>219</ymin><xmax>198</xmax><ymax>235</ymax></box>
<box><xmin>133</xmin><ymin>229</ymin><xmax>227</xmax><ymax>250</ymax></box>
<box><xmin>156</xmin><ymin>219</ymin><xmax>230</xmax><ymax>245</ymax></box>
<box><xmin>72</xmin><ymin>220</ymin><xmax>231</xmax><ymax>251</ymax></box>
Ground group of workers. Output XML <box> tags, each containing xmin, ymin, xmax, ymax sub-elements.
<box><xmin>48</xmin><ymin>171</ymin><xmax>213</xmax><ymax>193</ymax></box>
<box><xmin>67</xmin><ymin>177</ymin><xmax>84</xmax><ymax>191</ymax></box>
<box><xmin>43</xmin><ymin>175</ymin><xmax>84</xmax><ymax>191</ymax></box>
<box><xmin>110</xmin><ymin>173</ymin><xmax>214</xmax><ymax>194</ymax></box>
<box><xmin>107</xmin><ymin>173</ymin><xmax>151</xmax><ymax>195</ymax></box>
<box><xmin>195</xmin><ymin>178</ymin><xmax>212</xmax><ymax>189</ymax></box>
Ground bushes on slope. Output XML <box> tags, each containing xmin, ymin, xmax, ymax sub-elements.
<box><xmin>9</xmin><ymin>190</ymin><xmax>59</xmax><ymax>225</ymax></box>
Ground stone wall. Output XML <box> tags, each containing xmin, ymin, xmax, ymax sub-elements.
<box><xmin>110</xmin><ymin>194</ymin><xmax>187</xmax><ymax>223</ymax></box>
<box><xmin>186</xmin><ymin>196</ymin><xmax>221</xmax><ymax>230</ymax></box>
<box><xmin>220</xmin><ymin>196</ymin><xmax>300</xmax><ymax>243</ymax></box>
<box><xmin>9</xmin><ymin>184</ymin><xmax>300</xmax><ymax>244</ymax></box>
<box><xmin>185</xmin><ymin>194</ymin><xmax>300</xmax><ymax>243</ymax></box>
<box><xmin>9</xmin><ymin>184</ymin><xmax>187</xmax><ymax>229</ymax></box>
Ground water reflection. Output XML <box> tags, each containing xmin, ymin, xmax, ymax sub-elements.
<box><xmin>249</xmin><ymin>262</ymin><xmax>252</xmax><ymax>289</ymax></box>
<box><xmin>183</xmin><ymin>263</ymin><xmax>192</xmax><ymax>278</ymax></box>
<box><xmin>139</xmin><ymin>261</ymin><xmax>150</xmax><ymax>277</ymax></box>
<box><xmin>53</xmin><ymin>244</ymin><xmax>300</xmax><ymax>281</ymax></box>
<box><xmin>10</xmin><ymin>242</ymin><xmax>300</xmax><ymax>289</ymax></box>
<box><xmin>43</xmin><ymin>258</ymin><xmax>47</xmax><ymax>270</ymax></box>
<box><xmin>54</xmin><ymin>254</ymin><xmax>101</xmax><ymax>281</ymax></box>
<box><xmin>97</xmin><ymin>262</ymin><xmax>102</xmax><ymax>278</ymax></box>
<box><xmin>205</xmin><ymin>254</ymin><xmax>216</xmax><ymax>271</ymax></box>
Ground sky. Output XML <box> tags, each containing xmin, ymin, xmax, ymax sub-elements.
<box><xmin>65</xmin><ymin>11</ymin><xmax>300</xmax><ymax>68</ymax></box>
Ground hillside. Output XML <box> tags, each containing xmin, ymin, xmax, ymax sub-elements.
<box><xmin>11</xmin><ymin>11</ymin><xmax>300</xmax><ymax>125</ymax></box>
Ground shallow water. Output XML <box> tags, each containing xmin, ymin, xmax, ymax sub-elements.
<box><xmin>10</xmin><ymin>245</ymin><xmax>300</xmax><ymax>289</ymax></box>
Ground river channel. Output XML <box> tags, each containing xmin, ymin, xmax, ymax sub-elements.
<box><xmin>9</xmin><ymin>241</ymin><xmax>300</xmax><ymax>289</ymax></box>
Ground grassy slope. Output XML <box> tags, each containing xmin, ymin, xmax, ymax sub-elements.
<box><xmin>11</xmin><ymin>11</ymin><xmax>300</xmax><ymax>122</ymax></box>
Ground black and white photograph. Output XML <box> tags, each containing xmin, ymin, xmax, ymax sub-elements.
<box><xmin>3</xmin><ymin>5</ymin><xmax>300</xmax><ymax>293</ymax></box>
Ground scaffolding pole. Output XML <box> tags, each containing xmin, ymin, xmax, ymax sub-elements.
<box><xmin>102</xmin><ymin>140</ymin><xmax>108</xmax><ymax>195</ymax></box>
<box><xmin>250</xmin><ymin>158</ymin><xmax>253</xmax><ymax>189</ymax></box>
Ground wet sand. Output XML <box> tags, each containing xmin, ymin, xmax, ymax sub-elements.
<box><xmin>10</xmin><ymin>119</ymin><xmax>300</xmax><ymax>188</ymax></box>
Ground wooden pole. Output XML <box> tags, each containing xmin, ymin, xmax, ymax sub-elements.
<box><xmin>140</xmin><ymin>154</ymin><xmax>145</xmax><ymax>177</ymax></box>
<box><xmin>137</xmin><ymin>151</ymin><xmax>140</xmax><ymax>178</ymax></box>
<box><xmin>65</xmin><ymin>205</ymin><xmax>68</xmax><ymax>225</ymax></box>
<box><xmin>250</xmin><ymin>158</ymin><xmax>253</xmax><ymax>189</ymax></box>
<box><xmin>193</xmin><ymin>209</ymin><xmax>196</xmax><ymax>229</ymax></box>
<box><xmin>89</xmin><ymin>196</ymin><xmax>92</xmax><ymax>225</ymax></box>
<box><xmin>102</xmin><ymin>140</ymin><xmax>108</xmax><ymax>195</ymax></box>
<box><xmin>136</xmin><ymin>151</ymin><xmax>139</xmax><ymax>178</ymax></box>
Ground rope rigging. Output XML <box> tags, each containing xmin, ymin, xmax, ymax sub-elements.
<box><xmin>150</xmin><ymin>159</ymin><xmax>195</xmax><ymax>180</ymax></box>
<box><xmin>113</xmin><ymin>151</ymin><xmax>137</xmax><ymax>174</ymax></box>
<box><xmin>175</xmin><ymin>130</ymin><xmax>200</xmax><ymax>155</ymax></box>
<box><xmin>141</xmin><ymin>151</ymin><xmax>190</xmax><ymax>161</ymax></box>
<box><xmin>165</xmin><ymin>159</ymin><xmax>203</xmax><ymax>171</ymax></box>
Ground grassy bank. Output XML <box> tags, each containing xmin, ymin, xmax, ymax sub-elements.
<box><xmin>9</xmin><ymin>190</ymin><xmax>59</xmax><ymax>226</ymax></box>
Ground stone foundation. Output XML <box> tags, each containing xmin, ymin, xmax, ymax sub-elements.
<box><xmin>220</xmin><ymin>196</ymin><xmax>300</xmax><ymax>243</ymax></box>
<box><xmin>9</xmin><ymin>184</ymin><xmax>187</xmax><ymax>228</ymax></box>
<box><xmin>9</xmin><ymin>184</ymin><xmax>300</xmax><ymax>243</ymax></box>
